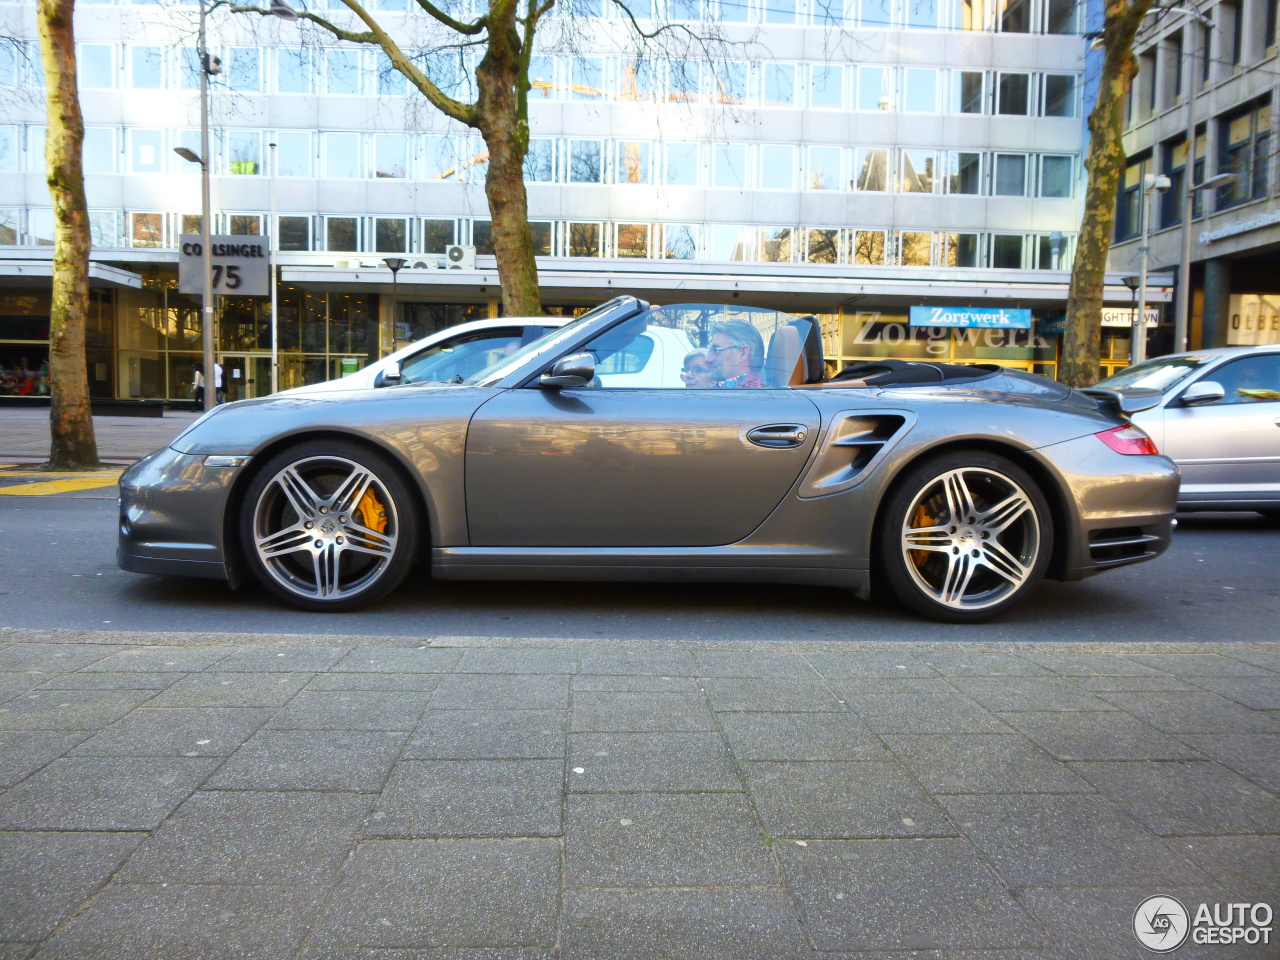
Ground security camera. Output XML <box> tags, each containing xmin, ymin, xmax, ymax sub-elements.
<box><xmin>1145</xmin><ymin>174</ymin><xmax>1172</xmax><ymax>193</ymax></box>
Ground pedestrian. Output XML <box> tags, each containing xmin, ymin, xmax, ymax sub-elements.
<box><xmin>214</xmin><ymin>361</ymin><xmax>226</xmax><ymax>404</ymax></box>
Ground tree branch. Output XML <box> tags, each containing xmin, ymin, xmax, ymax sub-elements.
<box><xmin>228</xmin><ymin>4</ymin><xmax>379</xmax><ymax>43</ymax></box>
<box><xmin>410</xmin><ymin>0</ymin><xmax>489</xmax><ymax>35</ymax></box>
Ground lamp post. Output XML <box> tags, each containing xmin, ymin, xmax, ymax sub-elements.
<box><xmin>174</xmin><ymin>0</ymin><xmax>296</xmax><ymax>408</ymax></box>
<box><xmin>268</xmin><ymin>141</ymin><xmax>279</xmax><ymax>393</ymax></box>
<box><xmin>384</xmin><ymin>258</ymin><xmax>407</xmax><ymax>351</ymax></box>
<box><xmin>1048</xmin><ymin>231</ymin><xmax>1066</xmax><ymax>271</ymax></box>
<box><xmin>1131</xmin><ymin>173</ymin><xmax>1172</xmax><ymax>366</ymax></box>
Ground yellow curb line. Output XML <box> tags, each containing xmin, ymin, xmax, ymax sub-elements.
<box><xmin>0</xmin><ymin>476</ymin><xmax>121</xmax><ymax>496</ymax></box>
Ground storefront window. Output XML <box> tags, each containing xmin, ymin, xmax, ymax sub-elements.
<box><xmin>0</xmin><ymin>293</ymin><xmax>51</xmax><ymax>398</ymax></box>
<box><xmin>220</xmin><ymin>297</ymin><xmax>270</xmax><ymax>351</ymax></box>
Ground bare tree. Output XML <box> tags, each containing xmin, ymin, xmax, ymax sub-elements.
<box><xmin>36</xmin><ymin>0</ymin><xmax>100</xmax><ymax>468</ymax></box>
<box><xmin>229</xmin><ymin>0</ymin><xmax>734</xmax><ymax>315</ymax></box>
<box><xmin>1059</xmin><ymin>0</ymin><xmax>1156</xmax><ymax>387</ymax></box>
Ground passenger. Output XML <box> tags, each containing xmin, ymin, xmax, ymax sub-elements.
<box><xmin>707</xmin><ymin>320</ymin><xmax>765</xmax><ymax>388</ymax></box>
<box><xmin>680</xmin><ymin>350</ymin><xmax>714</xmax><ymax>388</ymax></box>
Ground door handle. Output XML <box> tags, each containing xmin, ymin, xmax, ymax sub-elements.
<box><xmin>747</xmin><ymin>424</ymin><xmax>809</xmax><ymax>448</ymax></box>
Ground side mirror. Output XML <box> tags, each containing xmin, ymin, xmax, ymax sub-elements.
<box><xmin>539</xmin><ymin>352</ymin><xmax>595</xmax><ymax>389</ymax></box>
<box><xmin>1181</xmin><ymin>380</ymin><xmax>1224</xmax><ymax>406</ymax></box>
<box><xmin>373</xmin><ymin>360</ymin><xmax>402</xmax><ymax>388</ymax></box>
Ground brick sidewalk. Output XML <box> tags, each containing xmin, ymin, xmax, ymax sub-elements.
<box><xmin>1</xmin><ymin>632</ymin><xmax>1277</xmax><ymax>959</ymax></box>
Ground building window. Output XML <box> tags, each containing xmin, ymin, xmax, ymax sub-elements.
<box><xmin>324</xmin><ymin>133</ymin><xmax>361</xmax><ymax>178</ymax></box>
<box><xmin>709</xmin><ymin>225</ymin><xmax>755</xmax><ymax>260</ymax></box>
<box><xmin>226</xmin><ymin>47</ymin><xmax>261</xmax><ymax>92</ymax></box>
<box><xmin>1161</xmin><ymin>137</ymin><xmax>1186</xmax><ymax>228</ymax></box>
<box><xmin>177</xmin><ymin>47</ymin><xmax>201</xmax><ymax>92</ymax></box>
<box><xmin>0</xmin><ymin>127</ymin><xmax>15</xmax><ymax>172</ymax></box>
<box><xmin>0</xmin><ymin>43</ymin><xmax>17</xmax><ymax>88</ymax></box>
<box><xmin>991</xmin><ymin>234</ymin><xmax>1024</xmax><ymax>268</ymax></box>
<box><xmin>0</xmin><ymin>209</ymin><xmax>17</xmax><ymax>245</ymax></box>
<box><xmin>993</xmin><ymin>153</ymin><xmax>1027</xmax><ymax>195</ymax></box>
<box><xmin>1266</xmin><ymin>0</ymin><xmax>1278</xmax><ymax>49</ymax></box>
<box><xmin>376</xmin><ymin>55</ymin><xmax>408</xmax><ymax>95</ymax></box>
<box><xmin>1225</xmin><ymin>1</ymin><xmax>1242</xmax><ymax>65</ymax></box>
<box><xmin>899</xmin><ymin>231</ymin><xmax>932</xmax><ymax>265</ymax></box>
<box><xmin>615</xmin><ymin>223</ymin><xmax>650</xmax><ymax>257</ymax></box>
<box><xmin>713</xmin><ymin>143</ymin><xmax>747</xmax><ymax>188</ymax></box>
<box><xmin>1218</xmin><ymin>99</ymin><xmax>1271</xmax><ymax>207</ymax></box>
<box><xmin>998</xmin><ymin>0</ymin><xmax>1030</xmax><ymax>30</ymax></box>
<box><xmin>759</xmin><ymin>144</ymin><xmax>795</xmax><ymax>189</ymax></box>
<box><xmin>275</xmin><ymin>130</ymin><xmax>312</xmax><ymax>177</ymax></box>
<box><xmin>374</xmin><ymin>218</ymin><xmax>407</xmax><ymax>252</ymax></box>
<box><xmin>860</xmin><ymin>0</ymin><xmax>893</xmax><ymax>27</ymax></box>
<box><xmin>1115</xmin><ymin>154</ymin><xmax>1149</xmax><ymax>240</ymax></box>
<box><xmin>279</xmin><ymin>216</ymin><xmax>310</xmax><ymax>251</ymax></box>
<box><xmin>858</xmin><ymin>66</ymin><xmax>891</xmax><ymax>111</ymax></box>
<box><xmin>277</xmin><ymin>49</ymin><xmax>311</xmax><ymax>94</ymax></box>
<box><xmin>953</xmin><ymin>71</ymin><xmax>984</xmax><ymax>113</ymax></box>
<box><xmin>423</xmin><ymin>136</ymin><xmax>459</xmax><ymax>180</ymax></box>
<box><xmin>82</xmin><ymin>127</ymin><xmax>116</xmax><ymax>174</ymax></box>
<box><xmin>524</xmin><ymin>139</ymin><xmax>556</xmax><ymax>182</ymax></box>
<box><xmin>567</xmin><ymin>222</ymin><xmax>601</xmax><ymax>256</ymax></box>
<box><xmin>78</xmin><ymin>44</ymin><xmax>115</xmax><ymax>89</ymax></box>
<box><xmin>225</xmin><ymin>130</ymin><xmax>262</xmax><ymax>175</ymax></box>
<box><xmin>760</xmin><ymin>63</ymin><xmax>795</xmax><ymax>105</ymax></box>
<box><xmin>29</xmin><ymin>208</ymin><xmax>55</xmax><ymax>246</ymax></box>
<box><xmin>948</xmin><ymin>152</ymin><xmax>982</xmax><ymax>193</ymax></box>
<box><xmin>945</xmin><ymin>232</ymin><xmax>981</xmax><ymax>266</ymax></box>
<box><xmin>997</xmin><ymin>73</ymin><xmax>1029</xmax><ymax>114</ymax></box>
<box><xmin>902</xmin><ymin>68</ymin><xmax>938</xmax><ymax>112</ymax></box>
<box><xmin>759</xmin><ymin>226</ymin><xmax>796</xmax><ymax>262</ymax></box>
<box><xmin>809</xmin><ymin>64</ymin><xmax>844</xmax><ymax>108</ymax></box>
<box><xmin>665</xmin><ymin>143</ymin><xmax>700</xmax><ymax>186</ymax></box>
<box><xmin>764</xmin><ymin>0</ymin><xmax>796</xmax><ymax>24</ymax></box>
<box><xmin>614</xmin><ymin>141</ymin><xmax>651</xmax><ymax>184</ymax></box>
<box><xmin>908</xmin><ymin>0</ymin><xmax>941</xmax><ymax>28</ymax></box>
<box><xmin>89</xmin><ymin>210</ymin><xmax>119</xmax><ymax>248</ymax></box>
<box><xmin>422</xmin><ymin>219</ymin><xmax>454</xmax><ymax>253</ymax></box>
<box><xmin>373</xmin><ymin>134</ymin><xmax>408</xmax><ymax>178</ymax></box>
<box><xmin>1045</xmin><ymin>0</ymin><xmax>1078</xmax><ymax>33</ymax></box>
<box><xmin>130</xmin><ymin>212</ymin><xmax>164</xmax><ymax>248</ymax></box>
<box><xmin>128</xmin><ymin>128</ymin><xmax>163</xmax><ymax>173</ymax></box>
<box><xmin>326</xmin><ymin>49</ymin><xmax>362</xmax><ymax>95</ymax></box>
<box><xmin>855</xmin><ymin>148</ymin><xmax>889</xmax><ymax>191</ymax></box>
<box><xmin>807</xmin><ymin>146</ymin><xmax>842</xmax><ymax>190</ymax></box>
<box><xmin>706</xmin><ymin>61</ymin><xmax>748</xmax><ymax>102</ymax></box>
<box><xmin>129</xmin><ymin>46</ymin><xmax>163</xmax><ymax>89</ymax></box>
<box><xmin>1040</xmin><ymin>155</ymin><xmax>1073</xmax><ymax>197</ymax></box>
<box><xmin>531</xmin><ymin>222</ymin><xmax>553</xmax><ymax>256</ymax></box>
<box><xmin>1042</xmin><ymin>74</ymin><xmax>1076</xmax><ymax>116</ymax></box>
<box><xmin>805</xmin><ymin>228</ymin><xmax>839</xmax><ymax>264</ymax></box>
<box><xmin>899</xmin><ymin>149</ymin><xmax>936</xmax><ymax>192</ymax></box>
<box><xmin>326</xmin><ymin>217</ymin><xmax>359</xmax><ymax>252</ymax></box>
<box><xmin>572</xmin><ymin>57</ymin><xmax>605</xmax><ymax>99</ymax></box>
<box><xmin>228</xmin><ymin>215</ymin><xmax>261</xmax><ymax>235</ymax></box>
<box><xmin>568</xmin><ymin>140</ymin><xmax>604</xmax><ymax>183</ymax></box>
<box><xmin>659</xmin><ymin>223</ymin><xmax>699</xmax><ymax>259</ymax></box>
<box><xmin>812</xmin><ymin>0</ymin><xmax>849</xmax><ymax>26</ymax></box>
<box><xmin>667</xmin><ymin>60</ymin><xmax>700</xmax><ymax>101</ymax></box>
<box><xmin>852</xmin><ymin>230</ymin><xmax>886</xmax><ymax>265</ymax></box>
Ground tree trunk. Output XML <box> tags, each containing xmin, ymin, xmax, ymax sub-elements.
<box><xmin>37</xmin><ymin>0</ymin><xmax>100</xmax><ymax>469</ymax></box>
<box><xmin>1059</xmin><ymin>0</ymin><xmax>1150</xmax><ymax>388</ymax></box>
<box><xmin>475</xmin><ymin>12</ymin><xmax>542</xmax><ymax>316</ymax></box>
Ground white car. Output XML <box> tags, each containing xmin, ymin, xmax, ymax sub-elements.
<box><xmin>281</xmin><ymin>316</ymin><xmax>696</xmax><ymax>395</ymax></box>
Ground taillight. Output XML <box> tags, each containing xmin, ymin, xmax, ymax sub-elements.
<box><xmin>1096</xmin><ymin>424</ymin><xmax>1160</xmax><ymax>455</ymax></box>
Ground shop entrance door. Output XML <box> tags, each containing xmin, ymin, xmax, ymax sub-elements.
<box><xmin>220</xmin><ymin>355</ymin><xmax>273</xmax><ymax>402</ymax></box>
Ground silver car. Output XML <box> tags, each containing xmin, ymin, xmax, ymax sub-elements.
<box><xmin>118</xmin><ymin>297</ymin><xmax>1179</xmax><ymax>623</ymax></box>
<box><xmin>1094</xmin><ymin>345</ymin><xmax>1280</xmax><ymax>515</ymax></box>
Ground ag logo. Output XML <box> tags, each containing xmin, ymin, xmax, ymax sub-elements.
<box><xmin>1134</xmin><ymin>896</ymin><xmax>1190</xmax><ymax>952</ymax></box>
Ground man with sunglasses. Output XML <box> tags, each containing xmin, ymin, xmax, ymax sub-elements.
<box><xmin>707</xmin><ymin>320</ymin><xmax>765</xmax><ymax>388</ymax></box>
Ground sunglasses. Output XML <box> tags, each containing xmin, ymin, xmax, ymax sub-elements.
<box><xmin>707</xmin><ymin>343</ymin><xmax>745</xmax><ymax>355</ymax></box>
<box><xmin>683</xmin><ymin>365</ymin><xmax>711</xmax><ymax>375</ymax></box>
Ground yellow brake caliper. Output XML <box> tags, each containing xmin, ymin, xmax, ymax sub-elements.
<box><xmin>355</xmin><ymin>487</ymin><xmax>388</xmax><ymax>534</ymax></box>
<box><xmin>909</xmin><ymin>504</ymin><xmax>934</xmax><ymax>571</ymax></box>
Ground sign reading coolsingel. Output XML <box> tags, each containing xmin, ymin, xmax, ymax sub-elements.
<box><xmin>909</xmin><ymin>306</ymin><xmax>1032</xmax><ymax>330</ymax></box>
<box><xmin>178</xmin><ymin>234</ymin><xmax>270</xmax><ymax>296</ymax></box>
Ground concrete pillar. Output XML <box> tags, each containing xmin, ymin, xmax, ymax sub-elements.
<box><xmin>1201</xmin><ymin>257</ymin><xmax>1232</xmax><ymax>348</ymax></box>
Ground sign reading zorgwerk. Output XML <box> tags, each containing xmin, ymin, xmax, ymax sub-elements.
<box><xmin>909</xmin><ymin>306</ymin><xmax>1032</xmax><ymax>330</ymax></box>
<box><xmin>178</xmin><ymin>234</ymin><xmax>269</xmax><ymax>296</ymax></box>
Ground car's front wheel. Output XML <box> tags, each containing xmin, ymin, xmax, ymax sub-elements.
<box><xmin>875</xmin><ymin>450</ymin><xmax>1052</xmax><ymax>623</ymax></box>
<box><xmin>239</xmin><ymin>441</ymin><xmax>420</xmax><ymax>611</ymax></box>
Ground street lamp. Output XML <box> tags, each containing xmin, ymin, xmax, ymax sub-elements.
<box><xmin>173</xmin><ymin>0</ymin><xmax>296</xmax><ymax>408</ymax></box>
<box><xmin>384</xmin><ymin>257</ymin><xmax>407</xmax><ymax>348</ymax></box>
<box><xmin>1130</xmin><ymin>173</ymin><xmax>1171</xmax><ymax>366</ymax></box>
<box><xmin>1048</xmin><ymin>231</ymin><xmax>1066</xmax><ymax>271</ymax></box>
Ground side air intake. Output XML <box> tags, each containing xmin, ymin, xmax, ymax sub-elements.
<box><xmin>798</xmin><ymin>412</ymin><xmax>911</xmax><ymax>498</ymax></box>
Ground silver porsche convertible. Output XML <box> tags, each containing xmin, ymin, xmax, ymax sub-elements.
<box><xmin>118</xmin><ymin>297</ymin><xmax>1180</xmax><ymax>623</ymax></box>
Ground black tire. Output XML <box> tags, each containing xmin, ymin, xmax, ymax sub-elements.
<box><xmin>1258</xmin><ymin>509</ymin><xmax>1280</xmax><ymax>521</ymax></box>
<box><xmin>239</xmin><ymin>439</ymin><xmax>421</xmax><ymax>612</ymax></box>
<box><xmin>874</xmin><ymin>449</ymin><xmax>1053</xmax><ymax>624</ymax></box>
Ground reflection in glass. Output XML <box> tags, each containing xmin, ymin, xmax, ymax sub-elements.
<box><xmin>568</xmin><ymin>140</ymin><xmax>604</xmax><ymax>183</ymax></box>
<box><xmin>569</xmin><ymin>223</ymin><xmax>601</xmax><ymax>257</ymax></box>
<box><xmin>991</xmin><ymin>234</ymin><xmax>1024</xmax><ymax>268</ymax></box>
<box><xmin>858</xmin><ymin>66</ymin><xmax>891</xmax><ymax>110</ymax></box>
<box><xmin>713</xmin><ymin>143</ymin><xmax>747</xmax><ymax>188</ymax></box>
<box><xmin>806</xmin><ymin>228</ymin><xmax>839</xmax><ymax>264</ymax></box>
<box><xmin>572</xmin><ymin>57</ymin><xmax>605</xmax><ymax>99</ymax></box>
<box><xmin>861</xmin><ymin>0</ymin><xmax>893</xmax><ymax>26</ymax></box>
<box><xmin>326</xmin><ymin>49</ymin><xmax>362</xmax><ymax>95</ymax></box>
<box><xmin>997</xmin><ymin>73</ymin><xmax>1029</xmax><ymax>114</ymax></box>
<box><xmin>131</xmin><ymin>46</ymin><xmax>162</xmax><ymax>89</ymax></box>
<box><xmin>852</xmin><ymin>230</ymin><xmax>886</xmax><ymax>264</ymax></box>
<box><xmin>277</xmin><ymin>49</ymin><xmax>310</xmax><ymax>93</ymax></box>
<box><xmin>759</xmin><ymin>144</ymin><xmax>795</xmax><ymax>189</ymax></box>
<box><xmin>899</xmin><ymin>149</ymin><xmax>934</xmax><ymax>192</ymax></box>
<box><xmin>709</xmin><ymin>225</ymin><xmax>755</xmax><ymax>261</ymax></box>
<box><xmin>226</xmin><ymin>130</ymin><xmax>262</xmax><ymax>175</ymax></box>
<box><xmin>524</xmin><ymin>139</ymin><xmax>555</xmax><ymax>182</ymax></box>
<box><xmin>855</xmin><ymin>148</ymin><xmax>889</xmax><ymax>191</ymax></box>
<box><xmin>945</xmin><ymin>232</ymin><xmax>980</xmax><ymax>266</ymax></box>
<box><xmin>900</xmin><ymin>232</ymin><xmax>932</xmax><ymax>266</ymax></box>
<box><xmin>906</xmin><ymin>0</ymin><xmax>939</xmax><ymax>27</ymax></box>
<box><xmin>759</xmin><ymin>227</ymin><xmax>797</xmax><ymax>262</ymax></box>
<box><xmin>1043</xmin><ymin>74</ymin><xmax>1076</xmax><ymax>117</ymax></box>
<box><xmin>903</xmin><ymin>68</ymin><xmax>936</xmax><ymax>111</ymax></box>
<box><xmin>707</xmin><ymin>61</ymin><xmax>748</xmax><ymax>102</ymax></box>
<box><xmin>325</xmin><ymin>133</ymin><xmax>361</xmax><ymax>178</ymax></box>
<box><xmin>279</xmin><ymin>217</ymin><xmax>309</xmax><ymax>251</ymax></box>
<box><xmin>661</xmin><ymin>224</ymin><xmax>699</xmax><ymax>259</ymax></box>
<box><xmin>616</xmin><ymin>142</ymin><xmax>651</xmax><ymax>184</ymax></box>
<box><xmin>227</xmin><ymin>47</ymin><xmax>260</xmax><ymax>92</ymax></box>
<box><xmin>423</xmin><ymin>136</ymin><xmax>459</xmax><ymax>180</ymax></box>
<box><xmin>375</xmin><ymin>218</ymin><xmax>407</xmax><ymax>252</ymax></box>
<box><xmin>275</xmin><ymin>131</ymin><xmax>312</xmax><ymax>177</ymax></box>
<box><xmin>229</xmin><ymin>215</ymin><xmax>260</xmax><ymax>235</ymax></box>
<box><xmin>994</xmin><ymin>153</ymin><xmax>1027</xmax><ymax>195</ymax></box>
<box><xmin>949</xmin><ymin>152</ymin><xmax>982</xmax><ymax>193</ymax></box>
<box><xmin>326</xmin><ymin>218</ymin><xmax>358</xmax><ymax>252</ymax></box>
<box><xmin>83</xmin><ymin>128</ymin><xmax>115</xmax><ymax>174</ymax></box>
<box><xmin>762</xmin><ymin>63</ymin><xmax>795</xmax><ymax>105</ymax></box>
<box><xmin>373</xmin><ymin>134</ymin><xmax>408</xmax><ymax>178</ymax></box>
<box><xmin>1040</xmin><ymin>155</ymin><xmax>1073</xmax><ymax>198</ymax></box>
<box><xmin>954</xmin><ymin>71</ymin><xmax>984</xmax><ymax>113</ymax></box>
<box><xmin>666</xmin><ymin>143</ymin><xmax>700</xmax><ymax>185</ymax></box>
<box><xmin>616</xmin><ymin>223</ymin><xmax>649</xmax><ymax>257</ymax></box>
<box><xmin>129</xmin><ymin>129</ymin><xmax>163</xmax><ymax>173</ymax></box>
<box><xmin>810</xmin><ymin>65</ymin><xmax>843</xmax><ymax>108</ymax></box>
<box><xmin>807</xmin><ymin>146</ymin><xmax>841</xmax><ymax>190</ymax></box>
<box><xmin>79</xmin><ymin>45</ymin><xmax>114</xmax><ymax>89</ymax></box>
<box><xmin>423</xmin><ymin>219</ymin><xmax>453</xmax><ymax>253</ymax></box>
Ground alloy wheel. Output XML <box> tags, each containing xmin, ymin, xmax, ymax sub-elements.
<box><xmin>251</xmin><ymin>455</ymin><xmax>399</xmax><ymax>601</ymax></box>
<box><xmin>899</xmin><ymin>467</ymin><xmax>1041</xmax><ymax>612</ymax></box>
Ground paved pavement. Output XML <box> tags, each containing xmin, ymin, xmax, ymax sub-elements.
<box><xmin>0</xmin><ymin>408</ymin><xmax>198</xmax><ymax>463</ymax></box>
<box><xmin>0</xmin><ymin>630</ymin><xmax>1276</xmax><ymax>959</ymax></box>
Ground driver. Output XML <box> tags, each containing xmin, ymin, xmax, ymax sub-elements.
<box><xmin>708</xmin><ymin>321</ymin><xmax>765</xmax><ymax>388</ymax></box>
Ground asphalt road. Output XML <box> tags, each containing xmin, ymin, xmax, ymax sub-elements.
<box><xmin>1</xmin><ymin>489</ymin><xmax>1276</xmax><ymax>642</ymax></box>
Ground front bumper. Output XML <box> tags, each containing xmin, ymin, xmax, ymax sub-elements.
<box><xmin>1034</xmin><ymin>433</ymin><xmax>1180</xmax><ymax>581</ymax></box>
<box><xmin>117</xmin><ymin>447</ymin><xmax>243</xmax><ymax>582</ymax></box>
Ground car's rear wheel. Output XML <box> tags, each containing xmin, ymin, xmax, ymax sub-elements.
<box><xmin>240</xmin><ymin>441</ymin><xmax>420</xmax><ymax>612</ymax></box>
<box><xmin>876</xmin><ymin>450</ymin><xmax>1052</xmax><ymax>623</ymax></box>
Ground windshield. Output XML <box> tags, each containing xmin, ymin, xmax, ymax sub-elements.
<box><xmin>463</xmin><ymin>302</ymin><xmax>623</xmax><ymax>386</ymax></box>
<box><xmin>1096</xmin><ymin>354</ymin><xmax>1215</xmax><ymax>392</ymax></box>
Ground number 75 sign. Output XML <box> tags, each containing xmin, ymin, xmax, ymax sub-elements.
<box><xmin>178</xmin><ymin>234</ymin><xmax>270</xmax><ymax>296</ymax></box>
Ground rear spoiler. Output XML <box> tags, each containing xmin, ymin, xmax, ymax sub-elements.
<box><xmin>1078</xmin><ymin>387</ymin><xmax>1163</xmax><ymax>417</ymax></box>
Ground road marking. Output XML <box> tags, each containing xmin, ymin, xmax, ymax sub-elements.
<box><xmin>0</xmin><ymin>475</ymin><xmax>121</xmax><ymax>496</ymax></box>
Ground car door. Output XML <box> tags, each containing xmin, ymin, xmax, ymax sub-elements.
<box><xmin>1161</xmin><ymin>353</ymin><xmax>1280</xmax><ymax>503</ymax></box>
<box><xmin>464</xmin><ymin>315</ymin><xmax>822</xmax><ymax>547</ymax></box>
